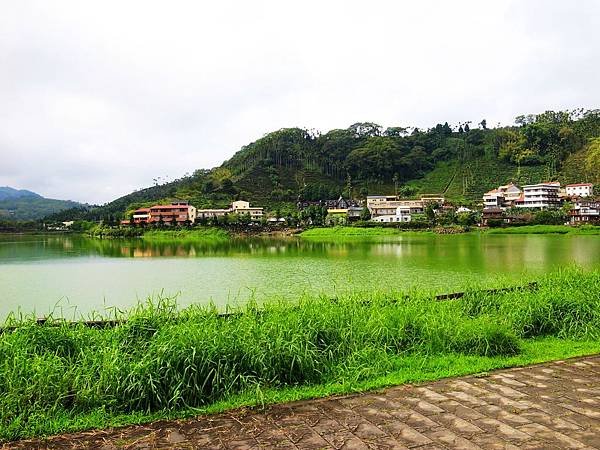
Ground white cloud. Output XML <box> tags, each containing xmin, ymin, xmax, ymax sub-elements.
<box><xmin>0</xmin><ymin>0</ymin><xmax>598</xmax><ymax>203</ymax></box>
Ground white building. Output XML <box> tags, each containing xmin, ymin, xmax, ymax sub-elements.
<box><xmin>366</xmin><ymin>195</ymin><xmax>398</xmax><ymax>209</ymax></box>
<box><xmin>566</xmin><ymin>183</ymin><xmax>594</xmax><ymax>198</ymax></box>
<box><xmin>517</xmin><ymin>182</ymin><xmax>561</xmax><ymax>209</ymax></box>
<box><xmin>197</xmin><ymin>200</ymin><xmax>263</xmax><ymax>221</ymax></box>
<box><xmin>371</xmin><ymin>206</ymin><xmax>412</xmax><ymax>223</ymax></box>
<box><xmin>482</xmin><ymin>183</ymin><xmax>522</xmax><ymax>209</ymax></box>
<box><xmin>570</xmin><ymin>200</ymin><xmax>600</xmax><ymax>224</ymax></box>
<box><xmin>231</xmin><ymin>200</ymin><xmax>264</xmax><ymax>220</ymax></box>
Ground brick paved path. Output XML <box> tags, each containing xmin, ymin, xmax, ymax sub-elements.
<box><xmin>9</xmin><ymin>355</ymin><xmax>600</xmax><ymax>449</ymax></box>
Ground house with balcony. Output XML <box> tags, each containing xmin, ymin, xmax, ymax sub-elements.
<box><xmin>197</xmin><ymin>200</ymin><xmax>264</xmax><ymax>222</ymax></box>
<box><xmin>131</xmin><ymin>208</ymin><xmax>151</xmax><ymax>225</ymax></box>
<box><xmin>570</xmin><ymin>200</ymin><xmax>600</xmax><ymax>224</ymax></box>
<box><xmin>367</xmin><ymin>196</ymin><xmax>429</xmax><ymax>219</ymax></box>
<box><xmin>231</xmin><ymin>200</ymin><xmax>263</xmax><ymax>220</ymax></box>
<box><xmin>516</xmin><ymin>182</ymin><xmax>561</xmax><ymax>209</ymax></box>
<box><xmin>366</xmin><ymin>195</ymin><xmax>398</xmax><ymax>209</ymax></box>
<box><xmin>566</xmin><ymin>183</ymin><xmax>594</xmax><ymax>198</ymax></box>
<box><xmin>371</xmin><ymin>206</ymin><xmax>412</xmax><ymax>223</ymax></box>
<box><xmin>482</xmin><ymin>183</ymin><xmax>522</xmax><ymax>209</ymax></box>
<box><xmin>149</xmin><ymin>201</ymin><xmax>197</xmax><ymax>224</ymax></box>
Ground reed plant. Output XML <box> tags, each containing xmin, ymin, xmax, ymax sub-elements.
<box><xmin>1</xmin><ymin>267</ymin><xmax>599</xmax><ymax>440</ymax></box>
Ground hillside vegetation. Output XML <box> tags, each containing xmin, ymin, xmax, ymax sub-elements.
<box><xmin>50</xmin><ymin>109</ymin><xmax>600</xmax><ymax>222</ymax></box>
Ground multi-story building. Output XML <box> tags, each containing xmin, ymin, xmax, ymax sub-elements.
<box><xmin>371</xmin><ymin>206</ymin><xmax>412</xmax><ymax>223</ymax></box>
<box><xmin>149</xmin><ymin>201</ymin><xmax>197</xmax><ymax>224</ymax></box>
<box><xmin>368</xmin><ymin>197</ymin><xmax>432</xmax><ymax>218</ymax></box>
<box><xmin>196</xmin><ymin>200</ymin><xmax>264</xmax><ymax>221</ymax></box>
<box><xmin>195</xmin><ymin>208</ymin><xmax>230</xmax><ymax>220</ymax></box>
<box><xmin>482</xmin><ymin>183</ymin><xmax>522</xmax><ymax>209</ymax></box>
<box><xmin>366</xmin><ymin>195</ymin><xmax>398</xmax><ymax>209</ymax></box>
<box><xmin>516</xmin><ymin>183</ymin><xmax>561</xmax><ymax>209</ymax></box>
<box><xmin>231</xmin><ymin>200</ymin><xmax>263</xmax><ymax>220</ymax></box>
<box><xmin>131</xmin><ymin>208</ymin><xmax>151</xmax><ymax>225</ymax></box>
<box><xmin>570</xmin><ymin>200</ymin><xmax>600</xmax><ymax>224</ymax></box>
<box><xmin>566</xmin><ymin>183</ymin><xmax>594</xmax><ymax>198</ymax></box>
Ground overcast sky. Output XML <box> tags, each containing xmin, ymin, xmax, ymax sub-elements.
<box><xmin>1</xmin><ymin>1</ymin><xmax>599</xmax><ymax>204</ymax></box>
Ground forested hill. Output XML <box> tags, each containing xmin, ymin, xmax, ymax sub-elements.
<box><xmin>55</xmin><ymin>109</ymin><xmax>600</xmax><ymax>221</ymax></box>
<box><xmin>0</xmin><ymin>187</ymin><xmax>82</xmax><ymax>221</ymax></box>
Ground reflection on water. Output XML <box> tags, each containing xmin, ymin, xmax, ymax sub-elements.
<box><xmin>0</xmin><ymin>233</ymin><xmax>599</xmax><ymax>319</ymax></box>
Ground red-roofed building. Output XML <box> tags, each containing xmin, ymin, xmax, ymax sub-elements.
<box><xmin>131</xmin><ymin>208</ymin><xmax>151</xmax><ymax>225</ymax></box>
<box><xmin>148</xmin><ymin>201</ymin><xmax>197</xmax><ymax>225</ymax></box>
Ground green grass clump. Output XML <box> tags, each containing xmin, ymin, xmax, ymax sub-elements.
<box><xmin>1</xmin><ymin>268</ymin><xmax>600</xmax><ymax>440</ymax></box>
<box><xmin>300</xmin><ymin>226</ymin><xmax>427</xmax><ymax>239</ymax></box>
<box><xmin>141</xmin><ymin>227</ymin><xmax>230</xmax><ymax>242</ymax></box>
<box><xmin>486</xmin><ymin>224</ymin><xmax>600</xmax><ymax>235</ymax></box>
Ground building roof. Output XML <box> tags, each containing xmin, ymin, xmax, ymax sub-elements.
<box><xmin>134</xmin><ymin>208</ymin><xmax>151</xmax><ymax>213</ymax></box>
<box><xmin>566</xmin><ymin>183</ymin><xmax>593</xmax><ymax>187</ymax></box>
<box><xmin>523</xmin><ymin>182</ymin><xmax>560</xmax><ymax>188</ymax></box>
<box><xmin>150</xmin><ymin>204</ymin><xmax>189</xmax><ymax>209</ymax></box>
<box><xmin>484</xmin><ymin>189</ymin><xmax>501</xmax><ymax>196</ymax></box>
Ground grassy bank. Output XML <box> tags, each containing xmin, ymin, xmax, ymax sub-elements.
<box><xmin>1</xmin><ymin>268</ymin><xmax>600</xmax><ymax>440</ymax></box>
<box><xmin>487</xmin><ymin>224</ymin><xmax>600</xmax><ymax>235</ymax></box>
<box><xmin>300</xmin><ymin>226</ymin><xmax>429</xmax><ymax>239</ymax></box>
<box><xmin>141</xmin><ymin>227</ymin><xmax>230</xmax><ymax>242</ymax></box>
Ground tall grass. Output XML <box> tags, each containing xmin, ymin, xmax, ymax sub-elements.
<box><xmin>141</xmin><ymin>227</ymin><xmax>230</xmax><ymax>242</ymax></box>
<box><xmin>486</xmin><ymin>224</ymin><xmax>600</xmax><ymax>235</ymax></box>
<box><xmin>1</xmin><ymin>267</ymin><xmax>599</xmax><ymax>440</ymax></box>
<box><xmin>300</xmin><ymin>226</ymin><xmax>428</xmax><ymax>238</ymax></box>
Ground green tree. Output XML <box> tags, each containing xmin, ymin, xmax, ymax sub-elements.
<box><xmin>586</xmin><ymin>137</ymin><xmax>600</xmax><ymax>183</ymax></box>
<box><xmin>360</xmin><ymin>207</ymin><xmax>371</xmax><ymax>221</ymax></box>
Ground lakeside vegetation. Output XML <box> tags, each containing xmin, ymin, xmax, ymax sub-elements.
<box><xmin>141</xmin><ymin>228</ymin><xmax>230</xmax><ymax>242</ymax></box>
<box><xmin>486</xmin><ymin>224</ymin><xmax>600</xmax><ymax>235</ymax></box>
<box><xmin>300</xmin><ymin>226</ymin><xmax>411</xmax><ymax>238</ymax></box>
<box><xmin>1</xmin><ymin>267</ymin><xmax>600</xmax><ymax>441</ymax></box>
<box><xmin>300</xmin><ymin>224</ymin><xmax>600</xmax><ymax>239</ymax></box>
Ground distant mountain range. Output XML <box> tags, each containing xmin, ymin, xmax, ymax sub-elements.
<box><xmin>0</xmin><ymin>187</ymin><xmax>83</xmax><ymax>221</ymax></box>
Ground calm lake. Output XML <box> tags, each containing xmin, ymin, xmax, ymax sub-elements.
<box><xmin>1</xmin><ymin>233</ymin><xmax>599</xmax><ymax>319</ymax></box>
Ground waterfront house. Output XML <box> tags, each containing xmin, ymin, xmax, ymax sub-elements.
<box><xmin>366</xmin><ymin>195</ymin><xmax>398</xmax><ymax>209</ymax></box>
<box><xmin>368</xmin><ymin>197</ymin><xmax>427</xmax><ymax>218</ymax></box>
<box><xmin>371</xmin><ymin>206</ymin><xmax>412</xmax><ymax>223</ymax></box>
<box><xmin>197</xmin><ymin>200</ymin><xmax>264</xmax><ymax>221</ymax></box>
<box><xmin>347</xmin><ymin>206</ymin><xmax>363</xmax><ymax>220</ymax></box>
<box><xmin>231</xmin><ymin>200</ymin><xmax>263</xmax><ymax>220</ymax></box>
<box><xmin>570</xmin><ymin>199</ymin><xmax>600</xmax><ymax>224</ymax></box>
<box><xmin>483</xmin><ymin>189</ymin><xmax>505</xmax><ymax>209</ymax></box>
<box><xmin>566</xmin><ymin>183</ymin><xmax>594</xmax><ymax>198</ymax></box>
<box><xmin>195</xmin><ymin>208</ymin><xmax>230</xmax><ymax>220</ymax></box>
<box><xmin>131</xmin><ymin>208</ymin><xmax>151</xmax><ymax>224</ymax></box>
<box><xmin>482</xmin><ymin>183</ymin><xmax>522</xmax><ymax>209</ymax></box>
<box><xmin>516</xmin><ymin>182</ymin><xmax>561</xmax><ymax>209</ymax></box>
<box><xmin>149</xmin><ymin>201</ymin><xmax>197</xmax><ymax>224</ymax></box>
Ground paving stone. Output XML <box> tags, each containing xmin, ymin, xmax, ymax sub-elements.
<box><xmin>425</xmin><ymin>428</ymin><xmax>483</xmax><ymax>449</ymax></box>
<box><xmin>517</xmin><ymin>423</ymin><xmax>587</xmax><ymax>449</ymax></box>
<box><xmin>8</xmin><ymin>355</ymin><xmax>600</xmax><ymax>450</ymax></box>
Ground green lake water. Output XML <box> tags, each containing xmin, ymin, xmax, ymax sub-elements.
<box><xmin>0</xmin><ymin>233</ymin><xmax>599</xmax><ymax>319</ymax></box>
